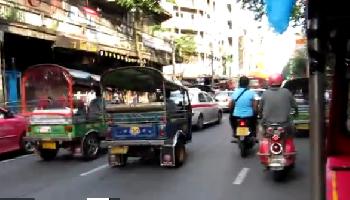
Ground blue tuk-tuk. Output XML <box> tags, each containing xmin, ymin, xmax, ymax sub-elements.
<box><xmin>100</xmin><ymin>66</ymin><xmax>192</xmax><ymax>167</ymax></box>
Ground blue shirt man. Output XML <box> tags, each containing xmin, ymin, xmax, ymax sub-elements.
<box><xmin>230</xmin><ymin>88</ymin><xmax>256</xmax><ymax>117</ymax></box>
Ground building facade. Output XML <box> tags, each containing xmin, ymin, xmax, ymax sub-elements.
<box><xmin>0</xmin><ymin>0</ymin><xmax>172</xmax><ymax>103</ymax></box>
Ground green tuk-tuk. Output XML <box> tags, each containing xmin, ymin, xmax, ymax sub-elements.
<box><xmin>282</xmin><ymin>78</ymin><xmax>310</xmax><ymax>132</ymax></box>
<box><xmin>22</xmin><ymin>64</ymin><xmax>107</xmax><ymax>160</ymax></box>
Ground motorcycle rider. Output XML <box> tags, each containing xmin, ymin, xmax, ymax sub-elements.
<box><xmin>229</xmin><ymin>76</ymin><xmax>258</xmax><ymax>143</ymax></box>
<box><xmin>259</xmin><ymin>74</ymin><xmax>298</xmax><ymax>137</ymax></box>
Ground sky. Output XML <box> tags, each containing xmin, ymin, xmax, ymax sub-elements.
<box><xmin>258</xmin><ymin>17</ymin><xmax>300</xmax><ymax>75</ymax></box>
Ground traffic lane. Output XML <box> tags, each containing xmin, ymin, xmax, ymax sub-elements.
<box><xmin>0</xmin><ymin>150</ymin><xmax>109</xmax><ymax>198</ymax></box>
<box><xmin>29</xmin><ymin>118</ymin><xmax>240</xmax><ymax>200</ymax></box>
<box><xmin>30</xmin><ymin>117</ymin><xmax>309</xmax><ymax>200</ymax></box>
<box><xmin>228</xmin><ymin>137</ymin><xmax>310</xmax><ymax>200</ymax></box>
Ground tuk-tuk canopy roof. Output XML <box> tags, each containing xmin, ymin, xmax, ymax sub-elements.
<box><xmin>282</xmin><ymin>78</ymin><xmax>308</xmax><ymax>92</ymax></box>
<box><xmin>24</xmin><ymin>64</ymin><xmax>100</xmax><ymax>87</ymax></box>
<box><xmin>101</xmin><ymin>66</ymin><xmax>186</xmax><ymax>91</ymax></box>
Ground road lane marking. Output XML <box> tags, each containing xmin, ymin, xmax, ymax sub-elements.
<box><xmin>232</xmin><ymin>168</ymin><xmax>250</xmax><ymax>185</ymax></box>
<box><xmin>80</xmin><ymin>164</ymin><xmax>108</xmax><ymax>176</ymax></box>
<box><xmin>1</xmin><ymin>159</ymin><xmax>16</xmax><ymax>163</ymax></box>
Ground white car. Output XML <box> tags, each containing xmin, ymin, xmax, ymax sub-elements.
<box><xmin>171</xmin><ymin>88</ymin><xmax>223</xmax><ymax>130</ymax></box>
<box><xmin>251</xmin><ymin>88</ymin><xmax>266</xmax><ymax>101</ymax></box>
<box><xmin>214</xmin><ymin>90</ymin><xmax>234</xmax><ymax>112</ymax></box>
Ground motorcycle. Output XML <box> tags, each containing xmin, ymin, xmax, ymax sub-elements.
<box><xmin>257</xmin><ymin>123</ymin><xmax>296</xmax><ymax>181</ymax></box>
<box><xmin>234</xmin><ymin>118</ymin><xmax>256</xmax><ymax>157</ymax></box>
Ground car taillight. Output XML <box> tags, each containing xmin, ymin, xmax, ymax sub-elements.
<box><xmin>239</xmin><ymin>120</ymin><xmax>246</xmax><ymax>126</ymax></box>
<box><xmin>159</xmin><ymin>124</ymin><xmax>166</xmax><ymax>137</ymax></box>
<box><xmin>161</xmin><ymin>116</ymin><xmax>167</xmax><ymax>123</ymax></box>
<box><xmin>270</xmin><ymin>142</ymin><xmax>283</xmax><ymax>155</ymax></box>
<box><xmin>65</xmin><ymin>125</ymin><xmax>73</xmax><ymax>133</ymax></box>
<box><xmin>27</xmin><ymin>126</ymin><xmax>31</xmax><ymax>133</ymax></box>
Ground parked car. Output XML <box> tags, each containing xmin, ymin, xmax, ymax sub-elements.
<box><xmin>172</xmin><ymin>88</ymin><xmax>222</xmax><ymax>130</ymax></box>
<box><xmin>214</xmin><ymin>90</ymin><xmax>234</xmax><ymax>112</ymax></box>
<box><xmin>0</xmin><ymin>107</ymin><xmax>34</xmax><ymax>154</ymax></box>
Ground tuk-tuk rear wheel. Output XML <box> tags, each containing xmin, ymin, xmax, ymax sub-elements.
<box><xmin>82</xmin><ymin>134</ymin><xmax>100</xmax><ymax>160</ymax></box>
<box><xmin>175</xmin><ymin>143</ymin><xmax>186</xmax><ymax>167</ymax></box>
<box><xmin>39</xmin><ymin>149</ymin><xmax>58</xmax><ymax>161</ymax></box>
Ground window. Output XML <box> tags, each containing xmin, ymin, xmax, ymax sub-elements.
<box><xmin>200</xmin><ymin>31</ymin><xmax>204</xmax><ymax>38</ymax></box>
<box><xmin>176</xmin><ymin>12</ymin><xmax>179</xmax><ymax>17</ymax></box>
<box><xmin>207</xmin><ymin>0</ymin><xmax>210</xmax><ymax>5</ymax></box>
<box><xmin>228</xmin><ymin>37</ymin><xmax>232</xmax><ymax>46</ymax></box>
<box><xmin>204</xmin><ymin>94</ymin><xmax>214</xmax><ymax>102</ymax></box>
<box><xmin>213</xmin><ymin>2</ymin><xmax>215</xmax><ymax>11</ymax></box>
<box><xmin>175</xmin><ymin>28</ymin><xmax>180</xmax><ymax>33</ymax></box>
<box><xmin>173</xmin><ymin>6</ymin><xmax>178</xmax><ymax>11</ymax></box>
<box><xmin>207</xmin><ymin>14</ymin><xmax>210</xmax><ymax>19</ymax></box>
<box><xmin>198</xmin><ymin>93</ymin><xmax>207</xmax><ymax>102</ymax></box>
<box><xmin>227</xmin><ymin>4</ymin><xmax>232</xmax><ymax>12</ymax></box>
<box><xmin>191</xmin><ymin>14</ymin><xmax>194</xmax><ymax>19</ymax></box>
<box><xmin>228</xmin><ymin>20</ymin><xmax>232</xmax><ymax>29</ymax></box>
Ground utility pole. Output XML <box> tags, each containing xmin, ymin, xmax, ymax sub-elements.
<box><xmin>172</xmin><ymin>39</ymin><xmax>176</xmax><ymax>81</ymax></box>
<box><xmin>211</xmin><ymin>49</ymin><xmax>214</xmax><ymax>87</ymax></box>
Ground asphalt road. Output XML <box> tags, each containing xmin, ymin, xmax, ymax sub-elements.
<box><xmin>0</xmin><ymin>114</ymin><xmax>310</xmax><ymax>200</ymax></box>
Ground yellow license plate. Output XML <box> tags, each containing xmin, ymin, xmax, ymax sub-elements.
<box><xmin>111</xmin><ymin>146</ymin><xmax>128</xmax><ymax>154</ymax></box>
<box><xmin>236</xmin><ymin>127</ymin><xmax>250</xmax><ymax>136</ymax></box>
<box><xmin>296</xmin><ymin>124</ymin><xmax>309</xmax><ymax>130</ymax></box>
<box><xmin>42</xmin><ymin>142</ymin><xmax>56</xmax><ymax>149</ymax></box>
<box><xmin>130</xmin><ymin>127</ymin><xmax>140</xmax><ymax>135</ymax></box>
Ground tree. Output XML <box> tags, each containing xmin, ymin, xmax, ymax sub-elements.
<box><xmin>282</xmin><ymin>48</ymin><xmax>307</xmax><ymax>79</ymax></box>
<box><xmin>237</xmin><ymin>0</ymin><xmax>305</xmax><ymax>27</ymax></box>
<box><xmin>174</xmin><ymin>35</ymin><xmax>197</xmax><ymax>63</ymax></box>
<box><xmin>114</xmin><ymin>0</ymin><xmax>167</xmax><ymax>66</ymax></box>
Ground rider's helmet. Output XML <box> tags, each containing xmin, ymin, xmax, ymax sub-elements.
<box><xmin>268</xmin><ymin>73</ymin><xmax>284</xmax><ymax>87</ymax></box>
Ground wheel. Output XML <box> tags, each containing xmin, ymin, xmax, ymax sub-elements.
<box><xmin>82</xmin><ymin>134</ymin><xmax>100</xmax><ymax>160</ymax></box>
<box><xmin>175</xmin><ymin>142</ymin><xmax>186</xmax><ymax>167</ymax></box>
<box><xmin>239</xmin><ymin>140</ymin><xmax>248</xmax><ymax>158</ymax></box>
<box><xmin>273</xmin><ymin>170</ymin><xmax>287</xmax><ymax>182</ymax></box>
<box><xmin>20</xmin><ymin>137</ymin><xmax>35</xmax><ymax>154</ymax></box>
<box><xmin>196</xmin><ymin>115</ymin><xmax>204</xmax><ymax>130</ymax></box>
<box><xmin>39</xmin><ymin>149</ymin><xmax>58</xmax><ymax>161</ymax></box>
<box><xmin>216</xmin><ymin>111</ymin><xmax>222</xmax><ymax>124</ymax></box>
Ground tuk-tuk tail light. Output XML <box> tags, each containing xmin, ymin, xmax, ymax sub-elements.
<box><xmin>27</xmin><ymin>126</ymin><xmax>32</xmax><ymax>133</ymax></box>
<box><xmin>65</xmin><ymin>125</ymin><xmax>73</xmax><ymax>133</ymax></box>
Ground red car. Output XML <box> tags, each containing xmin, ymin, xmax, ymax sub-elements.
<box><xmin>0</xmin><ymin>107</ymin><xmax>33</xmax><ymax>154</ymax></box>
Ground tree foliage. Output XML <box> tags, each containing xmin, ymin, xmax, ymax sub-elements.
<box><xmin>282</xmin><ymin>48</ymin><xmax>307</xmax><ymax>79</ymax></box>
<box><xmin>114</xmin><ymin>0</ymin><xmax>164</xmax><ymax>14</ymax></box>
<box><xmin>175</xmin><ymin>35</ymin><xmax>197</xmax><ymax>63</ymax></box>
<box><xmin>237</xmin><ymin>0</ymin><xmax>304</xmax><ymax>27</ymax></box>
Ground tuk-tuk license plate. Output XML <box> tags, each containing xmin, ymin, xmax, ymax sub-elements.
<box><xmin>296</xmin><ymin>124</ymin><xmax>309</xmax><ymax>130</ymax></box>
<box><xmin>111</xmin><ymin>146</ymin><xmax>128</xmax><ymax>154</ymax></box>
<box><xmin>236</xmin><ymin>127</ymin><xmax>249</xmax><ymax>136</ymax></box>
<box><xmin>130</xmin><ymin>127</ymin><xmax>140</xmax><ymax>135</ymax></box>
<box><xmin>42</xmin><ymin>142</ymin><xmax>56</xmax><ymax>149</ymax></box>
<box><xmin>39</xmin><ymin>126</ymin><xmax>51</xmax><ymax>133</ymax></box>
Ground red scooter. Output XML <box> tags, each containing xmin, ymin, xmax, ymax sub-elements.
<box><xmin>257</xmin><ymin>123</ymin><xmax>296</xmax><ymax>181</ymax></box>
